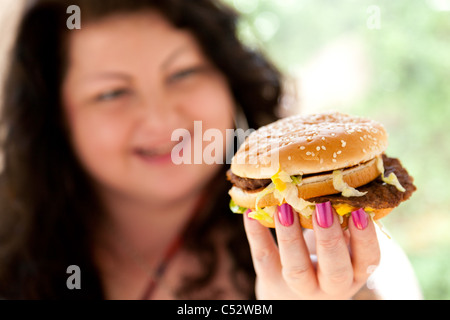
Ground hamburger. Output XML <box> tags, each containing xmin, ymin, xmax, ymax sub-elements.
<box><xmin>227</xmin><ymin>112</ymin><xmax>416</xmax><ymax>229</ymax></box>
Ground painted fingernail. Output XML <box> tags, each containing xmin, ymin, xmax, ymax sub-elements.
<box><xmin>351</xmin><ymin>208</ymin><xmax>368</xmax><ymax>230</ymax></box>
<box><xmin>245</xmin><ymin>209</ymin><xmax>255</xmax><ymax>220</ymax></box>
<box><xmin>315</xmin><ymin>202</ymin><xmax>333</xmax><ymax>228</ymax></box>
<box><xmin>277</xmin><ymin>203</ymin><xmax>294</xmax><ymax>227</ymax></box>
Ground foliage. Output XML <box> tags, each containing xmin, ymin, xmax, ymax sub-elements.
<box><xmin>224</xmin><ymin>0</ymin><xmax>450</xmax><ymax>300</ymax></box>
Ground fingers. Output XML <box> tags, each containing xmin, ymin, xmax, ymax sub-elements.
<box><xmin>244</xmin><ymin>202</ymin><xmax>381</xmax><ymax>299</ymax></box>
<box><xmin>274</xmin><ymin>204</ymin><xmax>318</xmax><ymax>295</ymax></box>
<box><xmin>242</xmin><ymin>211</ymin><xmax>281</xmax><ymax>284</ymax></box>
<box><xmin>313</xmin><ymin>202</ymin><xmax>354</xmax><ymax>295</ymax></box>
<box><xmin>312</xmin><ymin>203</ymin><xmax>381</xmax><ymax>296</ymax></box>
<box><xmin>348</xmin><ymin>208</ymin><xmax>381</xmax><ymax>284</ymax></box>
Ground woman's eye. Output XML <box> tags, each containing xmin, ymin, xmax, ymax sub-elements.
<box><xmin>96</xmin><ymin>89</ymin><xmax>130</xmax><ymax>101</ymax></box>
<box><xmin>168</xmin><ymin>66</ymin><xmax>205</xmax><ymax>83</ymax></box>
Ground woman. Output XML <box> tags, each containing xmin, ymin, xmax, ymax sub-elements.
<box><xmin>0</xmin><ymin>0</ymin><xmax>407</xmax><ymax>300</ymax></box>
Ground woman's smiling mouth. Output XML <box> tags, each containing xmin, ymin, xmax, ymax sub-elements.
<box><xmin>134</xmin><ymin>145</ymin><xmax>176</xmax><ymax>164</ymax></box>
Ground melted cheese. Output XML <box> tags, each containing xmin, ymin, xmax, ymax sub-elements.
<box><xmin>271</xmin><ymin>168</ymin><xmax>293</xmax><ymax>192</ymax></box>
<box><xmin>333</xmin><ymin>203</ymin><xmax>356</xmax><ymax>216</ymax></box>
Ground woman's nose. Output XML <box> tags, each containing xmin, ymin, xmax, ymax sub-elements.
<box><xmin>137</xmin><ymin>90</ymin><xmax>181</xmax><ymax>132</ymax></box>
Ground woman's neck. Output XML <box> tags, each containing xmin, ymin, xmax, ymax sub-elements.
<box><xmin>95</xmin><ymin>187</ymin><xmax>204</xmax><ymax>266</ymax></box>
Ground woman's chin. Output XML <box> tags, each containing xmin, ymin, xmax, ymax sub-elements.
<box><xmin>133</xmin><ymin>173</ymin><xmax>207</xmax><ymax>203</ymax></box>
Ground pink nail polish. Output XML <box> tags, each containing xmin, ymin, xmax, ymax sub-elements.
<box><xmin>315</xmin><ymin>202</ymin><xmax>333</xmax><ymax>228</ymax></box>
<box><xmin>278</xmin><ymin>203</ymin><xmax>294</xmax><ymax>227</ymax></box>
<box><xmin>351</xmin><ymin>208</ymin><xmax>368</xmax><ymax>230</ymax></box>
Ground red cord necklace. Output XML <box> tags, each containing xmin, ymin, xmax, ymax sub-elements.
<box><xmin>138</xmin><ymin>233</ymin><xmax>183</xmax><ymax>300</ymax></box>
<box><xmin>138</xmin><ymin>193</ymin><xmax>206</xmax><ymax>300</ymax></box>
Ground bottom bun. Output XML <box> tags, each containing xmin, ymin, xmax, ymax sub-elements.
<box><xmin>255</xmin><ymin>206</ymin><xmax>393</xmax><ymax>229</ymax></box>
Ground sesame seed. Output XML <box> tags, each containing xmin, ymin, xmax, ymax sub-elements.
<box><xmin>333</xmin><ymin>152</ymin><xmax>337</xmax><ymax>158</ymax></box>
<box><xmin>337</xmin><ymin>150</ymin><xmax>342</xmax><ymax>154</ymax></box>
<box><xmin>363</xmin><ymin>149</ymin><xmax>367</xmax><ymax>153</ymax></box>
<box><xmin>341</xmin><ymin>140</ymin><xmax>347</xmax><ymax>147</ymax></box>
<box><xmin>306</xmin><ymin>151</ymin><xmax>311</xmax><ymax>156</ymax></box>
<box><xmin>288</xmin><ymin>156</ymin><xmax>292</xmax><ymax>160</ymax></box>
<box><xmin>322</xmin><ymin>137</ymin><xmax>326</xmax><ymax>141</ymax></box>
<box><xmin>300</xmin><ymin>146</ymin><xmax>306</xmax><ymax>150</ymax></box>
<box><xmin>322</xmin><ymin>146</ymin><xmax>326</xmax><ymax>150</ymax></box>
<box><xmin>332</xmin><ymin>159</ymin><xmax>337</xmax><ymax>163</ymax></box>
<box><xmin>316</xmin><ymin>146</ymin><xmax>321</xmax><ymax>151</ymax></box>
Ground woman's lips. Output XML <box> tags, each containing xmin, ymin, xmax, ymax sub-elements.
<box><xmin>134</xmin><ymin>146</ymin><xmax>176</xmax><ymax>165</ymax></box>
<box><xmin>133</xmin><ymin>129</ymin><xmax>192</xmax><ymax>165</ymax></box>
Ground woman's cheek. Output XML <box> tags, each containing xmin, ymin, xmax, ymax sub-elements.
<box><xmin>180</xmin><ymin>78</ymin><xmax>234</xmax><ymax>134</ymax></box>
<box><xmin>70</xmin><ymin>112</ymin><xmax>130</xmax><ymax>175</ymax></box>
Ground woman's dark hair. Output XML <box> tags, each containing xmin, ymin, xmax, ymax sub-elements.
<box><xmin>0</xmin><ymin>0</ymin><xmax>282</xmax><ymax>299</ymax></box>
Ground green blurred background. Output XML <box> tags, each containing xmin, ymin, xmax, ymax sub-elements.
<box><xmin>223</xmin><ymin>0</ymin><xmax>450</xmax><ymax>299</ymax></box>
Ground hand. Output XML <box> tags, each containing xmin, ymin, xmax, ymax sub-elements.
<box><xmin>243</xmin><ymin>201</ymin><xmax>380</xmax><ymax>300</ymax></box>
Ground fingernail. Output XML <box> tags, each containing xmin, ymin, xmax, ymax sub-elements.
<box><xmin>277</xmin><ymin>203</ymin><xmax>294</xmax><ymax>227</ymax></box>
<box><xmin>315</xmin><ymin>202</ymin><xmax>333</xmax><ymax>228</ymax></box>
<box><xmin>351</xmin><ymin>208</ymin><xmax>368</xmax><ymax>230</ymax></box>
<box><xmin>245</xmin><ymin>209</ymin><xmax>255</xmax><ymax>220</ymax></box>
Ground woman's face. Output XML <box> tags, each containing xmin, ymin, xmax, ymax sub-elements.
<box><xmin>62</xmin><ymin>11</ymin><xmax>235</xmax><ymax>205</ymax></box>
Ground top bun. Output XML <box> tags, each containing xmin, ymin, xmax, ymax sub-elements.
<box><xmin>231</xmin><ymin>111</ymin><xmax>388</xmax><ymax>179</ymax></box>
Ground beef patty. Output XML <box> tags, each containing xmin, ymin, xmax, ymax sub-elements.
<box><xmin>227</xmin><ymin>155</ymin><xmax>416</xmax><ymax>210</ymax></box>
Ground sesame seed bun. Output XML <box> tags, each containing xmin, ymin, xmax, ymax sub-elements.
<box><xmin>230</xmin><ymin>111</ymin><xmax>388</xmax><ymax>179</ymax></box>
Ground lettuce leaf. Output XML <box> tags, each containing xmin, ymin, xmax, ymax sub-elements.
<box><xmin>229</xmin><ymin>199</ymin><xmax>247</xmax><ymax>214</ymax></box>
